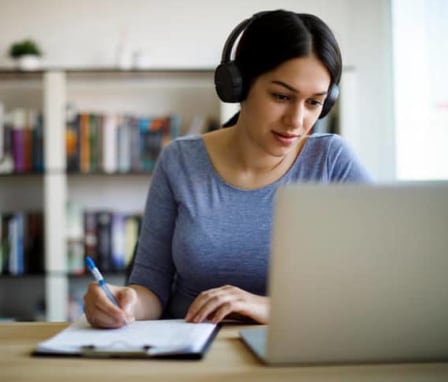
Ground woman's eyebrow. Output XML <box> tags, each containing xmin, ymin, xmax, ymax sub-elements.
<box><xmin>271</xmin><ymin>80</ymin><xmax>328</xmax><ymax>96</ymax></box>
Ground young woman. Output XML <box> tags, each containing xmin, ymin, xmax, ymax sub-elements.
<box><xmin>84</xmin><ymin>10</ymin><xmax>371</xmax><ymax>328</ymax></box>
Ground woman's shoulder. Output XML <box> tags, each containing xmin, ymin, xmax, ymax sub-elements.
<box><xmin>303</xmin><ymin>133</ymin><xmax>372</xmax><ymax>182</ymax></box>
<box><xmin>166</xmin><ymin>134</ymin><xmax>204</xmax><ymax>149</ymax></box>
<box><xmin>306</xmin><ymin>132</ymin><xmax>345</xmax><ymax>146</ymax></box>
<box><xmin>303</xmin><ymin>133</ymin><xmax>352</xmax><ymax>156</ymax></box>
<box><xmin>160</xmin><ymin>135</ymin><xmax>205</xmax><ymax>159</ymax></box>
<box><xmin>157</xmin><ymin>135</ymin><xmax>209</xmax><ymax>174</ymax></box>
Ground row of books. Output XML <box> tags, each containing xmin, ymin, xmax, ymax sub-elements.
<box><xmin>0</xmin><ymin>207</ymin><xmax>142</xmax><ymax>276</ymax></box>
<box><xmin>66</xmin><ymin>203</ymin><xmax>142</xmax><ymax>275</ymax></box>
<box><xmin>0</xmin><ymin>211</ymin><xmax>44</xmax><ymax>275</ymax></box>
<box><xmin>0</xmin><ymin>105</ymin><xmax>45</xmax><ymax>174</ymax></box>
<box><xmin>66</xmin><ymin>111</ymin><xmax>181</xmax><ymax>173</ymax></box>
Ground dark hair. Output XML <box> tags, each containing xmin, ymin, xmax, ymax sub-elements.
<box><xmin>223</xmin><ymin>10</ymin><xmax>342</xmax><ymax>127</ymax></box>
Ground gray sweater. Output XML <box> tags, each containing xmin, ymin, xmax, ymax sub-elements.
<box><xmin>128</xmin><ymin>133</ymin><xmax>371</xmax><ymax>318</ymax></box>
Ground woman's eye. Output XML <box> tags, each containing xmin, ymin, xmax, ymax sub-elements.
<box><xmin>272</xmin><ymin>93</ymin><xmax>291</xmax><ymax>102</ymax></box>
<box><xmin>308</xmin><ymin>99</ymin><xmax>323</xmax><ymax>107</ymax></box>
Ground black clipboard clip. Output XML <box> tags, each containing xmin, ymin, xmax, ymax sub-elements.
<box><xmin>80</xmin><ymin>344</ymin><xmax>193</xmax><ymax>358</ymax></box>
<box><xmin>81</xmin><ymin>344</ymin><xmax>153</xmax><ymax>358</ymax></box>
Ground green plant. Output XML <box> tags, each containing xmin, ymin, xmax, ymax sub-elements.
<box><xmin>8</xmin><ymin>39</ymin><xmax>42</xmax><ymax>58</ymax></box>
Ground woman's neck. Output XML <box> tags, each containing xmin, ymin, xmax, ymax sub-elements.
<box><xmin>226</xmin><ymin>125</ymin><xmax>302</xmax><ymax>176</ymax></box>
<box><xmin>203</xmin><ymin>126</ymin><xmax>305</xmax><ymax>190</ymax></box>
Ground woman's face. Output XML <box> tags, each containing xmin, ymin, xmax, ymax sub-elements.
<box><xmin>238</xmin><ymin>54</ymin><xmax>332</xmax><ymax>158</ymax></box>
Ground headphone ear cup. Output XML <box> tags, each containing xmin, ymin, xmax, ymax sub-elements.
<box><xmin>214</xmin><ymin>62</ymin><xmax>244</xmax><ymax>103</ymax></box>
<box><xmin>319</xmin><ymin>83</ymin><xmax>339</xmax><ymax>119</ymax></box>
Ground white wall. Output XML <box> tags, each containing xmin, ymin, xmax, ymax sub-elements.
<box><xmin>0</xmin><ymin>0</ymin><xmax>395</xmax><ymax>180</ymax></box>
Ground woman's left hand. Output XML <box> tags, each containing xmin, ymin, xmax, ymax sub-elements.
<box><xmin>185</xmin><ymin>285</ymin><xmax>269</xmax><ymax>324</ymax></box>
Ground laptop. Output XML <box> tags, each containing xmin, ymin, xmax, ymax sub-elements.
<box><xmin>240</xmin><ymin>182</ymin><xmax>448</xmax><ymax>365</ymax></box>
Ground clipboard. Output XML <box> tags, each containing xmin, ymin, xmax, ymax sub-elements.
<box><xmin>32</xmin><ymin>315</ymin><xmax>220</xmax><ymax>359</ymax></box>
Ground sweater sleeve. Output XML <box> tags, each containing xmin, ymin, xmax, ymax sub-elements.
<box><xmin>127</xmin><ymin>143</ymin><xmax>177</xmax><ymax>310</ymax></box>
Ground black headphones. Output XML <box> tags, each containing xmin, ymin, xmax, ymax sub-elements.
<box><xmin>214</xmin><ymin>12</ymin><xmax>339</xmax><ymax>119</ymax></box>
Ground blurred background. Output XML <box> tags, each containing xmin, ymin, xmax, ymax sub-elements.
<box><xmin>1</xmin><ymin>0</ymin><xmax>446</xmax><ymax>181</ymax></box>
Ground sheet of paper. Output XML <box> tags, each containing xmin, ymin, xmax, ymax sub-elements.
<box><xmin>37</xmin><ymin>315</ymin><xmax>217</xmax><ymax>355</ymax></box>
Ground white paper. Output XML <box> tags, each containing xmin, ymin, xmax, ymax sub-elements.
<box><xmin>37</xmin><ymin>315</ymin><xmax>217</xmax><ymax>355</ymax></box>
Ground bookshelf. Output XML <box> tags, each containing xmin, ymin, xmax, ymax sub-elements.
<box><xmin>0</xmin><ymin>68</ymin><xmax>220</xmax><ymax>321</ymax></box>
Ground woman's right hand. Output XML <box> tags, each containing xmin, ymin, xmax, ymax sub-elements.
<box><xmin>83</xmin><ymin>282</ymin><xmax>137</xmax><ymax>328</ymax></box>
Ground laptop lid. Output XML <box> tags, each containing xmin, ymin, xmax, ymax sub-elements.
<box><xmin>250</xmin><ymin>183</ymin><xmax>448</xmax><ymax>365</ymax></box>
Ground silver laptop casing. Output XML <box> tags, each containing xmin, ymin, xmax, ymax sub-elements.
<box><xmin>241</xmin><ymin>183</ymin><xmax>448</xmax><ymax>365</ymax></box>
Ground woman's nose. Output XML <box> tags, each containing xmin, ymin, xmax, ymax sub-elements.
<box><xmin>283</xmin><ymin>103</ymin><xmax>305</xmax><ymax>129</ymax></box>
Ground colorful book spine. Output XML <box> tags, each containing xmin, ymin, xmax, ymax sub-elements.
<box><xmin>80</xmin><ymin>113</ymin><xmax>90</xmax><ymax>173</ymax></box>
<box><xmin>102</xmin><ymin>113</ymin><xmax>118</xmax><ymax>173</ymax></box>
<box><xmin>32</xmin><ymin>113</ymin><xmax>45</xmax><ymax>172</ymax></box>
<box><xmin>0</xmin><ymin>211</ymin><xmax>45</xmax><ymax>275</ymax></box>
<box><xmin>65</xmin><ymin>111</ymin><xmax>182</xmax><ymax>174</ymax></box>
<box><xmin>70</xmin><ymin>208</ymin><xmax>141</xmax><ymax>274</ymax></box>
<box><xmin>89</xmin><ymin>114</ymin><xmax>99</xmax><ymax>172</ymax></box>
<box><xmin>117</xmin><ymin>117</ymin><xmax>131</xmax><ymax>173</ymax></box>
<box><xmin>11</xmin><ymin>109</ymin><xmax>26</xmax><ymax>173</ymax></box>
<box><xmin>95</xmin><ymin>210</ymin><xmax>113</xmax><ymax>272</ymax></box>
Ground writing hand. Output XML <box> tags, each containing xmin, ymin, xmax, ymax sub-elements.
<box><xmin>83</xmin><ymin>283</ymin><xmax>137</xmax><ymax>328</ymax></box>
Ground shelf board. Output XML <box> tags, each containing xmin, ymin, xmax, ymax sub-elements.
<box><xmin>0</xmin><ymin>271</ymin><xmax>125</xmax><ymax>279</ymax></box>
<box><xmin>67</xmin><ymin>171</ymin><xmax>153</xmax><ymax>176</ymax></box>
<box><xmin>0</xmin><ymin>172</ymin><xmax>44</xmax><ymax>177</ymax></box>
<box><xmin>0</xmin><ymin>67</ymin><xmax>215</xmax><ymax>80</ymax></box>
<box><xmin>0</xmin><ymin>171</ymin><xmax>154</xmax><ymax>177</ymax></box>
<box><xmin>0</xmin><ymin>273</ymin><xmax>46</xmax><ymax>278</ymax></box>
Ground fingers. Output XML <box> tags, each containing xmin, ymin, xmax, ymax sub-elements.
<box><xmin>185</xmin><ymin>285</ymin><xmax>270</xmax><ymax>324</ymax></box>
<box><xmin>83</xmin><ymin>282</ymin><xmax>132</xmax><ymax>328</ymax></box>
<box><xmin>116</xmin><ymin>287</ymin><xmax>137</xmax><ymax>324</ymax></box>
<box><xmin>185</xmin><ymin>285</ymin><xmax>242</xmax><ymax>324</ymax></box>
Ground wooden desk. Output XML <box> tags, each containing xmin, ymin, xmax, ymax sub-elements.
<box><xmin>1</xmin><ymin>322</ymin><xmax>447</xmax><ymax>382</ymax></box>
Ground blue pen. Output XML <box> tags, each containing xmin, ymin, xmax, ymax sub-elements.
<box><xmin>85</xmin><ymin>256</ymin><xmax>121</xmax><ymax>308</ymax></box>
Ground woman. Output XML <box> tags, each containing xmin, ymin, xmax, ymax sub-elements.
<box><xmin>84</xmin><ymin>10</ymin><xmax>371</xmax><ymax>328</ymax></box>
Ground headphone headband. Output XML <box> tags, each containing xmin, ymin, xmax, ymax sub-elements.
<box><xmin>220</xmin><ymin>12</ymin><xmax>270</xmax><ymax>64</ymax></box>
<box><xmin>220</xmin><ymin>18</ymin><xmax>251</xmax><ymax>63</ymax></box>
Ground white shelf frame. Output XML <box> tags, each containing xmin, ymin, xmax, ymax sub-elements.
<box><xmin>44</xmin><ymin>71</ymin><xmax>68</xmax><ymax>321</ymax></box>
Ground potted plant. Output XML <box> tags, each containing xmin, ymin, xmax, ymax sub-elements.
<box><xmin>8</xmin><ymin>39</ymin><xmax>43</xmax><ymax>71</ymax></box>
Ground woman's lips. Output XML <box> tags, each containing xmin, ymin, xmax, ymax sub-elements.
<box><xmin>272</xmin><ymin>131</ymin><xmax>300</xmax><ymax>145</ymax></box>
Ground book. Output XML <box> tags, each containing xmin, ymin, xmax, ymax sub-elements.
<box><xmin>24</xmin><ymin>211</ymin><xmax>44</xmax><ymax>274</ymax></box>
<box><xmin>0</xmin><ymin>102</ymin><xmax>4</xmax><ymax>160</ymax></box>
<box><xmin>83</xmin><ymin>211</ymin><xmax>97</xmax><ymax>265</ymax></box>
<box><xmin>79</xmin><ymin>112</ymin><xmax>90</xmax><ymax>173</ymax></box>
<box><xmin>32</xmin><ymin>112</ymin><xmax>45</xmax><ymax>173</ymax></box>
<box><xmin>8</xmin><ymin>212</ymin><xmax>24</xmax><ymax>275</ymax></box>
<box><xmin>33</xmin><ymin>315</ymin><xmax>219</xmax><ymax>359</ymax></box>
<box><xmin>128</xmin><ymin>117</ymin><xmax>142</xmax><ymax>172</ymax></box>
<box><xmin>111</xmin><ymin>212</ymin><xmax>126</xmax><ymax>271</ymax></box>
<box><xmin>11</xmin><ymin>108</ymin><xmax>27</xmax><ymax>173</ymax></box>
<box><xmin>23</xmin><ymin>110</ymin><xmax>34</xmax><ymax>172</ymax></box>
<box><xmin>66</xmin><ymin>112</ymin><xmax>80</xmax><ymax>172</ymax></box>
<box><xmin>89</xmin><ymin>113</ymin><xmax>99</xmax><ymax>172</ymax></box>
<box><xmin>0</xmin><ymin>116</ymin><xmax>13</xmax><ymax>174</ymax></box>
<box><xmin>124</xmin><ymin>214</ymin><xmax>141</xmax><ymax>267</ymax></box>
<box><xmin>102</xmin><ymin>113</ymin><xmax>118</xmax><ymax>173</ymax></box>
<box><xmin>95</xmin><ymin>210</ymin><xmax>113</xmax><ymax>272</ymax></box>
<box><xmin>117</xmin><ymin>116</ymin><xmax>131</xmax><ymax>173</ymax></box>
